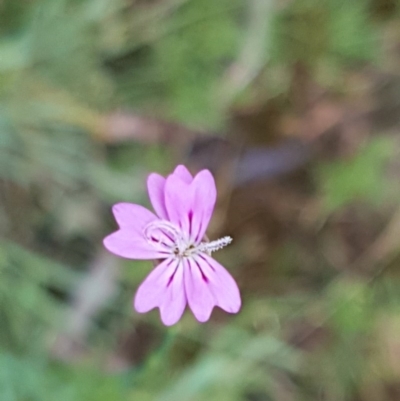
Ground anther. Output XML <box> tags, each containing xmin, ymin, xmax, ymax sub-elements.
<box><xmin>197</xmin><ymin>236</ymin><xmax>232</xmax><ymax>254</ymax></box>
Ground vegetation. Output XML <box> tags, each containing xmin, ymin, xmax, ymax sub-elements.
<box><xmin>1</xmin><ymin>0</ymin><xmax>400</xmax><ymax>400</ymax></box>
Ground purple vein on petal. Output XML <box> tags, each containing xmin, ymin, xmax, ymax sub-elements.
<box><xmin>196</xmin><ymin>254</ymin><xmax>241</xmax><ymax>314</ymax></box>
<box><xmin>198</xmin><ymin>253</ymin><xmax>215</xmax><ymax>272</ymax></box>
<box><xmin>188</xmin><ymin>210</ymin><xmax>193</xmax><ymax>238</ymax></box>
<box><xmin>134</xmin><ymin>257</ymin><xmax>180</xmax><ymax>314</ymax></box>
<box><xmin>184</xmin><ymin>257</ymin><xmax>214</xmax><ymax>322</ymax></box>
<box><xmin>167</xmin><ymin>263</ymin><xmax>179</xmax><ymax>287</ymax></box>
<box><xmin>193</xmin><ymin>258</ymin><xmax>209</xmax><ymax>283</ymax></box>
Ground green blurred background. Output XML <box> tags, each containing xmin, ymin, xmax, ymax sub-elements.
<box><xmin>1</xmin><ymin>0</ymin><xmax>400</xmax><ymax>400</ymax></box>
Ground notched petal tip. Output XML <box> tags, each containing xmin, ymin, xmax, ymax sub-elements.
<box><xmin>189</xmin><ymin>169</ymin><xmax>217</xmax><ymax>243</ymax></box>
<box><xmin>111</xmin><ymin>202</ymin><xmax>158</xmax><ymax>229</ymax></box>
<box><xmin>193</xmin><ymin>310</ymin><xmax>214</xmax><ymax>323</ymax></box>
<box><xmin>172</xmin><ymin>165</ymin><xmax>193</xmax><ymax>184</ymax></box>
<box><xmin>197</xmin><ymin>255</ymin><xmax>241</xmax><ymax>316</ymax></box>
<box><xmin>111</xmin><ymin>202</ymin><xmax>129</xmax><ymax>219</ymax></box>
<box><xmin>159</xmin><ymin>308</ymin><xmax>184</xmax><ymax>326</ymax></box>
<box><xmin>147</xmin><ymin>173</ymin><xmax>168</xmax><ymax>219</ymax></box>
<box><xmin>195</xmin><ymin>171</ymin><xmax>217</xmax><ymax>201</ymax></box>
<box><xmin>134</xmin><ymin>259</ymin><xmax>186</xmax><ymax>325</ymax></box>
<box><xmin>147</xmin><ymin>172</ymin><xmax>164</xmax><ymax>189</ymax></box>
<box><xmin>184</xmin><ymin>258</ymin><xmax>215</xmax><ymax>323</ymax></box>
<box><xmin>102</xmin><ymin>235</ymin><xmax>112</xmax><ymax>250</ymax></box>
<box><xmin>103</xmin><ymin>232</ymin><xmax>124</xmax><ymax>254</ymax></box>
<box><xmin>222</xmin><ymin>298</ymin><xmax>241</xmax><ymax>314</ymax></box>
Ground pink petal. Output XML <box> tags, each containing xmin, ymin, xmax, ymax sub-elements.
<box><xmin>197</xmin><ymin>254</ymin><xmax>241</xmax><ymax>314</ymax></box>
<box><xmin>147</xmin><ymin>173</ymin><xmax>168</xmax><ymax>219</ymax></box>
<box><xmin>173</xmin><ymin>165</ymin><xmax>193</xmax><ymax>184</ymax></box>
<box><xmin>164</xmin><ymin>173</ymin><xmax>192</xmax><ymax>235</ymax></box>
<box><xmin>164</xmin><ymin>169</ymin><xmax>216</xmax><ymax>243</ymax></box>
<box><xmin>183</xmin><ymin>254</ymin><xmax>240</xmax><ymax>322</ymax></box>
<box><xmin>134</xmin><ymin>258</ymin><xmax>186</xmax><ymax>326</ymax></box>
<box><xmin>190</xmin><ymin>170</ymin><xmax>217</xmax><ymax>243</ymax></box>
<box><xmin>103</xmin><ymin>230</ymin><xmax>167</xmax><ymax>260</ymax></box>
<box><xmin>104</xmin><ymin>203</ymin><xmax>164</xmax><ymax>259</ymax></box>
<box><xmin>184</xmin><ymin>258</ymin><xmax>215</xmax><ymax>322</ymax></box>
<box><xmin>112</xmin><ymin>203</ymin><xmax>158</xmax><ymax>230</ymax></box>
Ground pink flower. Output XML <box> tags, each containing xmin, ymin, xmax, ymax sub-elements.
<box><xmin>103</xmin><ymin>165</ymin><xmax>241</xmax><ymax>326</ymax></box>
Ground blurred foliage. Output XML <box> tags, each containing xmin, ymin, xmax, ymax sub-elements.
<box><xmin>319</xmin><ymin>137</ymin><xmax>396</xmax><ymax>212</ymax></box>
<box><xmin>1</xmin><ymin>0</ymin><xmax>400</xmax><ymax>400</ymax></box>
<box><xmin>271</xmin><ymin>0</ymin><xmax>376</xmax><ymax>69</ymax></box>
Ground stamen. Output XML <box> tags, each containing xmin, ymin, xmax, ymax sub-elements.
<box><xmin>144</xmin><ymin>220</ymin><xmax>232</xmax><ymax>258</ymax></box>
<box><xmin>197</xmin><ymin>236</ymin><xmax>232</xmax><ymax>254</ymax></box>
<box><xmin>144</xmin><ymin>220</ymin><xmax>180</xmax><ymax>242</ymax></box>
<box><xmin>144</xmin><ymin>220</ymin><xmax>184</xmax><ymax>253</ymax></box>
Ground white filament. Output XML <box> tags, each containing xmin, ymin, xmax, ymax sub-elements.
<box><xmin>144</xmin><ymin>220</ymin><xmax>232</xmax><ymax>257</ymax></box>
<box><xmin>196</xmin><ymin>236</ymin><xmax>233</xmax><ymax>254</ymax></box>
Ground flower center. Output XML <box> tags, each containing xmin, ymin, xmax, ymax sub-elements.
<box><xmin>144</xmin><ymin>220</ymin><xmax>232</xmax><ymax>258</ymax></box>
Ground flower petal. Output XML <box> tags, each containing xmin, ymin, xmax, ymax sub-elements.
<box><xmin>197</xmin><ymin>254</ymin><xmax>241</xmax><ymax>314</ymax></box>
<box><xmin>103</xmin><ymin>230</ymin><xmax>167</xmax><ymax>260</ymax></box>
<box><xmin>184</xmin><ymin>258</ymin><xmax>215</xmax><ymax>322</ymax></box>
<box><xmin>190</xmin><ymin>170</ymin><xmax>217</xmax><ymax>243</ymax></box>
<box><xmin>164</xmin><ymin>169</ymin><xmax>216</xmax><ymax>243</ymax></box>
<box><xmin>112</xmin><ymin>203</ymin><xmax>158</xmax><ymax>230</ymax></box>
<box><xmin>164</xmin><ymin>173</ymin><xmax>192</xmax><ymax>235</ymax></box>
<box><xmin>105</xmin><ymin>203</ymin><xmax>164</xmax><ymax>260</ymax></box>
<box><xmin>147</xmin><ymin>173</ymin><xmax>168</xmax><ymax>219</ymax></box>
<box><xmin>134</xmin><ymin>258</ymin><xmax>186</xmax><ymax>326</ymax></box>
<box><xmin>173</xmin><ymin>165</ymin><xmax>193</xmax><ymax>184</ymax></box>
